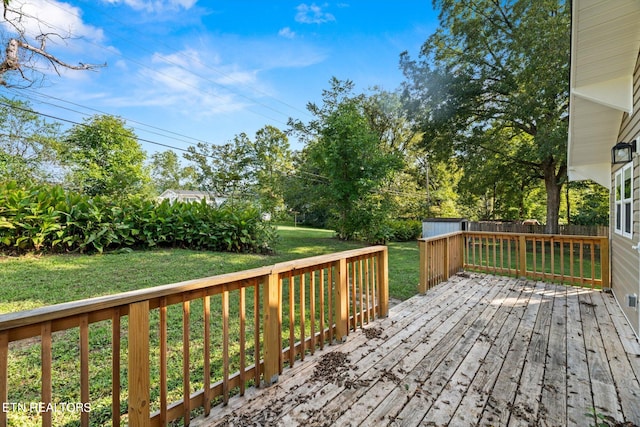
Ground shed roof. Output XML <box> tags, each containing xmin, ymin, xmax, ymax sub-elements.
<box><xmin>567</xmin><ymin>0</ymin><xmax>640</xmax><ymax>187</ymax></box>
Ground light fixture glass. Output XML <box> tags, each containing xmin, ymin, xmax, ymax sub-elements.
<box><xmin>612</xmin><ymin>141</ymin><xmax>636</xmax><ymax>164</ymax></box>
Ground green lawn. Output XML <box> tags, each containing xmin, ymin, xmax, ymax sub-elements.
<box><xmin>0</xmin><ymin>225</ymin><xmax>419</xmax><ymax>315</ymax></box>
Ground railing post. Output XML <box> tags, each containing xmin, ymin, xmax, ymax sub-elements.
<box><xmin>600</xmin><ymin>236</ymin><xmax>610</xmax><ymax>289</ymax></box>
<box><xmin>519</xmin><ymin>234</ymin><xmax>527</xmax><ymax>278</ymax></box>
<box><xmin>128</xmin><ymin>301</ymin><xmax>150</xmax><ymax>427</ymax></box>
<box><xmin>262</xmin><ymin>271</ymin><xmax>280</xmax><ymax>386</ymax></box>
<box><xmin>377</xmin><ymin>247</ymin><xmax>389</xmax><ymax>317</ymax></box>
<box><xmin>459</xmin><ymin>233</ymin><xmax>465</xmax><ymax>271</ymax></box>
<box><xmin>334</xmin><ymin>258</ymin><xmax>349</xmax><ymax>342</ymax></box>
<box><xmin>419</xmin><ymin>240</ymin><xmax>427</xmax><ymax>294</ymax></box>
<box><xmin>444</xmin><ymin>237</ymin><xmax>450</xmax><ymax>281</ymax></box>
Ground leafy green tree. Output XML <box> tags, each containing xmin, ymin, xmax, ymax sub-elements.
<box><xmin>250</xmin><ymin>126</ymin><xmax>293</xmax><ymax>219</ymax></box>
<box><xmin>149</xmin><ymin>150</ymin><xmax>197</xmax><ymax>194</ymax></box>
<box><xmin>64</xmin><ymin>114</ymin><xmax>151</xmax><ymax>199</ymax></box>
<box><xmin>401</xmin><ymin>0</ymin><xmax>570</xmax><ymax>233</ymax></box>
<box><xmin>564</xmin><ymin>181</ymin><xmax>609</xmax><ymax>226</ymax></box>
<box><xmin>306</xmin><ymin>100</ymin><xmax>402</xmax><ymax>240</ymax></box>
<box><xmin>0</xmin><ymin>97</ymin><xmax>63</xmax><ymax>184</ymax></box>
<box><xmin>184</xmin><ymin>136</ymin><xmax>253</xmax><ymax>202</ymax></box>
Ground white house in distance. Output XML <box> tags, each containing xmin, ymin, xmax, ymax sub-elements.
<box><xmin>568</xmin><ymin>0</ymin><xmax>640</xmax><ymax>337</ymax></box>
<box><xmin>157</xmin><ymin>189</ymin><xmax>227</xmax><ymax>206</ymax></box>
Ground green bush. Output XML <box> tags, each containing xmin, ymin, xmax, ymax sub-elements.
<box><xmin>0</xmin><ymin>182</ymin><xmax>277</xmax><ymax>254</ymax></box>
<box><xmin>387</xmin><ymin>219</ymin><xmax>422</xmax><ymax>242</ymax></box>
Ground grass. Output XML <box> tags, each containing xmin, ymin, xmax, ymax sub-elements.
<box><xmin>0</xmin><ymin>226</ymin><xmax>419</xmax><ymax>314</ymax></box>
<box><xmin>0</xmin><ymin>225</ymin><xmax>420</xmax><ymax>426</ymax></box>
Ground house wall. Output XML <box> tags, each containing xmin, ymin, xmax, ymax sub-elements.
<box><xmin>611</xmin><ymin>52</ymin><xmax>640</xmax><ymax>336</ymax></box>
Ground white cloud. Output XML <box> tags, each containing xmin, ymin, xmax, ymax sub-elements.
<box><xmin>99</xmin><ymin>47</ymin><xmax>256</xmax><ymax>116</ymax></box>
<box><xmin>278</xmin><ymin>27</ymin><xmax>296</xmax><ymax>39</ymax></box>
<box><xmin>101</xmin><ymin>0</ymin><xmax>197</xmax><ymax>13</ymax></box>
<box><xmin>295</xmin><ymin>3</ymin><xmax>335</xmax><ymax>24</ymax></box>
<box><xmin>2</xmin><ymin>0</ymin><xmax>104</xmax><ymax>43</ymax></box>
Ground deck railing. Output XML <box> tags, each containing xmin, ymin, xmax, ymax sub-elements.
<box><xmin>419</xmin><ymin>231</ymin><xmax>609</xmax><ymax>292</ymax></box>
<box><xmin>0</xmin><ymin>246</ymin><xmax>388</xmax><ymax>427</ymax></box>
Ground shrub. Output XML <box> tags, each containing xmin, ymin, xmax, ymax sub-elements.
<box><xmin>0</xmin><ymin>182</ymin><xmax>277</xmax><ymax>254</ymax></box>
<box><xmin>387</xmin><ymin>219</ymin><xmax>422</xmax><ymax>242</ymax></box>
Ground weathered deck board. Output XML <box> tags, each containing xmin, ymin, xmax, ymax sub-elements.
<box><xmin>193</xmin><ymin>274</ymin><xmax>640</xmax><ymax>427</ymax></box>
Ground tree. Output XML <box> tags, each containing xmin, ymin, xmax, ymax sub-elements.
<box><xmin>306</xmin><ymin>99</ymin><xmax>402</xmax><ymax>240</ymax></box>
<box><xmin>250</xmin><ymin>125</ymin><xmax>293</xmax><ymax>218</ymax></box>
<box><xmin>149</xmin><ymin>150</ymin><xmax>197</xmax><ymax>194</ymax></box>
<box><xmin>401</xmin><ymin>0</ymin><xmax>570</xmax><ymax>233</ymax></box>
<box><xmin>1</xmin><ymin>1</ymin><xmax>105</xmax><ymax>86</ymax></box>
<box><xmin>64</xmin><ymin>114</ymin><xmax>151</xmax><ymax>199</ymax></box>
<box><xmin>0</xmin><ymin>96</ymin><xmax>62</xmax><ymax>183</ymax></box>
<box><xmin>183</xmin><ymin>136</ymin><xmax>252</xmax><ymax>202</ymax></box>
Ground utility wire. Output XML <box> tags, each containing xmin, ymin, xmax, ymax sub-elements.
<box><xmin>7</xmin><ymin>87</ymin><xmax>218</xmax><ymax>149</ymax></box>
<box><xmin>0</xmin><ymin>100</ymin><xmax>207</xmax><ymax>156</ymax></box>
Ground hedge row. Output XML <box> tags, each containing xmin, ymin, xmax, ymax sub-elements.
<box><xmin>0</xmin><ymin>182</ymin><xmax>277</xmax><ymax>254</ymax></box>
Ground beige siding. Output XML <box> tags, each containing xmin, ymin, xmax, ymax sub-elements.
<box><xmin>611</xmin><ymin>51</ymin><xmax>640</xmax><ymax>335</ymax></box>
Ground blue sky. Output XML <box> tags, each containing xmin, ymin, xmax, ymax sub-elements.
<box><xmin>2</xmin><ymin>1</ymin><xmax>438</xmax><ymax>154</ymax></box>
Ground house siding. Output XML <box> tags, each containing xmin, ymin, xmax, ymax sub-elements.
<box><xmin>611</xmin><ymin>52</ymin><xmax>640</xmax><ymax>335</ymax></box>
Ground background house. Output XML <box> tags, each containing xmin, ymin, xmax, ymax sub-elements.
<box><xmin>158</xmin><ymin>189</ymin><xmax>227</xmax><ymax>206</ymax></box>
<box><xmin>568</xmin><ymin>0</ymin><xmax>640</xmax><ymax>337</ymax></box>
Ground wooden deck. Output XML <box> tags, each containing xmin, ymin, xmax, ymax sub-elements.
<box><xmin>193</xmin><ymin>273</ymin><xmax>640</xmax><ymax>427</ymax></box>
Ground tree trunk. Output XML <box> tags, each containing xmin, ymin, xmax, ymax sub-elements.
<box><xmin>543</xmin><ymin>159</ymin><xmax>566</xmax><ymax>234</ymax></box>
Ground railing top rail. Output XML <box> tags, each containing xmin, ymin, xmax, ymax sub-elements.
<box><xmin>418</xmin><ymin>231</ymin><xmax>464</xmax><ymax>243</ymax></box>
<box><xmin>0</xmin><ymin>245</ymin><xmax>387</xmax><ymax>332</ymax></box>
<box><xmin>272</xmin><ymin>245</ymin><xmax>386</xmax><ymax>274</ymax></box>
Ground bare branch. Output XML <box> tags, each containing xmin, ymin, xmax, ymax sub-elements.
<box><xmin>0</xmin><ymin>1</ymin><xmax>106</xmax><ymax>86</ymax></box>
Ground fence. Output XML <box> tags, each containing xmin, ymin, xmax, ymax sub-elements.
<box><xmin>419</xmin><ymin>231</ymin><xmax>609</xmax><ymax>292</ymax></box>
<box><xmin>468</xmin><ymin>222</ymin><xmax>608</xmax><ymax>236</ymax></box>
<box><xmin>0</xmin><ymin>246</ymin><xmax>388</xmax><ymax>427</ymax></box>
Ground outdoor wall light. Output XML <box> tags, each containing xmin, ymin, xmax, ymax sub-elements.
<box><xmin>611</xmin><ymin>140</ymin><xmax>637</xmax><ymax>164</ymax></box>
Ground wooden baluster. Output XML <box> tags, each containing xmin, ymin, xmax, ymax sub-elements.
<box><xmin>159</xmin><ymin>299</ymin><xmax>168</xmax><ymax>425</ymax></box>
<box><xmin>183</xmin><ymin>298</ymin><xmax>191</xmax><ymax>425</ymax></box>
<box><xmin>41</xmin><ymin>322</ymin><xmax>52</xmax><ymax>427</ymax></box>
<box><xmin>590</xmin><ymin>242</ymin><xmax>596</xmax><ymax>288</ymax></box>
<box><xmin>112</xmin><ymin>309</ymin><xmax>121</xmax><ymax>427</ymax></box>
<box><xmin>128</xmin><ymin>302</ymin><xmax>150</xmax><ymax>426</ymax></box>
<box><xmin>351</xmin><ymin>261</ymin><xmax>357</xmax><ymax>330</ymax></box>
<box><xmin>328</xmin><ymin>266</ymin><xmax>334</xmax><ymax>343</ymax></box>
<box><xmin>365</xmin><ymin>258</ymin><xmax>371</xmax><ymax>323</ymax></box>
<box><xmin>203</xmin><ymin>295</ymin><xmax>211</xmax><ymax>415</ymax></box>
<box><xmin>310</xmin><ymin>271</ymin><xmax>316</xmax><ymax>353</ymax></box>
<box><xmin>519</xmin><ymin>235</ymin><xmax>527</xmax><ymax>278</ymax></box>
<box><xmin>0</xmin><ymin>331</ymin><xmax>8</xmax><ymax>427</ymax></box>
<box><xmin>570</xmin><ymin>239</ymin><xmax>575</xmax><ymax>282</ymax></box>
<box><xmin>300</xmin><ymin>273</ymin><xmax>306</xmax><ymax>360</ymax></box>
<box><xmin>319</xmin><ymin>268</ymin><xmax>325</xmax><ymax>349</ymax></box>
<box><xmin>358</xmin><ymin>259</ymin><xmax>364</xmax><ymax>327</ymax></box>
<box><xmin>80</xmin><ymin>315</ymin><xmax>89</xmax><ymax>427</ymax></box>
<box><xmin>239</xmin><ymin>287</ymin><xmax>246</xmax><ymax>395</ymax></box>
<box><xmin>579</xmin><ymin>239</ymin><xmax>585</xmax><ymax>286</ymax></box>
<box><xmin>288</xmin><ymin>272</ymin><xmax>295</xmax><ymax>367</ymax></box>
<box><xmin>222</xmin><ymin>288</ymin><xmax>229</xmax><ymax>404</ymax></box>
<box><xmin>253</xmin><ymin>280</ymin><xmax>260</xmax><ymax>387</ymax></box>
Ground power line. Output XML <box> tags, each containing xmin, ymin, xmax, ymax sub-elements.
<box><xmin>0</xmin><ymin>100</ymin><xmax>206</xmax><ymax>156</ymax></box>
<box><xmin>7</xmin><ymin>87</ymin><xmax>218</xmax><ymax>149</ymax></box>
